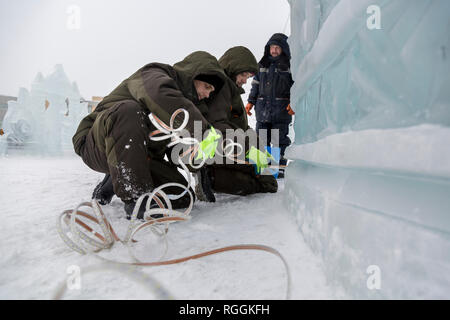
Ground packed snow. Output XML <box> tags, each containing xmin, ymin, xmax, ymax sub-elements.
<box><xmin>0</xmin><ymin>155</ymin><xmax>345</xmax><ymax>299</ymax></box>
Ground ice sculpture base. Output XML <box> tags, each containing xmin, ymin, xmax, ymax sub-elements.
<box><xmin>285</xmin><ymin>158</ymin><xmax>450</xmax><ymax>299</ymax></box>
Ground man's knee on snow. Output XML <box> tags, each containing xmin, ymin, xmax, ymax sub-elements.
<box><xmin>212</xmin><ymin>167</ymin><xmax>257</xmax><ymax>196</ymax></box>
<box><xmin>212</xmin><ymin>166</ymin><xmax>277</xmax><ymax>196</ymax></box>
<box><xmin>256</xmin><ymin>174</ymin><xmax>278</xmax><ymax>193</ymax></box>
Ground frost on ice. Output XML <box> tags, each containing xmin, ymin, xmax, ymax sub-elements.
<box><xmin>0</xmin><ymin>64</ymin><xmax>88</xmax><ymax>155</ymax></box>
<box><xmin>286</xmin><ymin>0</ymin><xmax>450</xmax><ymax>299</ymax></box>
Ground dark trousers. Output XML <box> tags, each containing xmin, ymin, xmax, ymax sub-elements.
<box><xmin>79</xmin><ymin>100</ymin><xmax>191</xmax><ymax>206</ymax></box>
<box><xmin>211</xmin><ymin>164</ymin><xmax>278</xmax><ymax>195</ymax></box>
<box><xmin>256</xmin><ymin>122</ymin><xmax>291</xmax><ymax>164</ymax></box>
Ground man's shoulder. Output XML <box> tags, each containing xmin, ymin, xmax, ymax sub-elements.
<box><xmin>121</xmin><ymin>63</ymin><xmax>176</xmax><ymax>84</ymax></box>
<box><xmin>138</xmin><ymin>62</ymin><xmax>177</xmax><ymax>77</ymax></box>
<box><xmin>214</xmin><ymin>77</ymin><xmax>236</xmax><ymax>99</ymax></box>
<box><xmin>140</xmin><ymin>62</ymin><xmax>172</xmax><ymax>69</ymax></box>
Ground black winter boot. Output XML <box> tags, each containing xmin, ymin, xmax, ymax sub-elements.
<box><xmin>257</xmin><ymin>174</ymin><xmax>278</xmax><ymax>193</ymax></box>
<box><xmin>92</xmin><ymin>174</ymin><xmax>115</xmax><ymax>205</ymax></box>
<box><xmin>124</xmin><ymin>196</ymin><xmax>161</xmax><ymax>220</ymax></box>
<box><xmin>170</xmin><ymin>188</ymin><xmax>196</xmax><ymax>209</ymax></box>
<box><xmin>124</xmin><ymin>188</ymin><xmax>195</xmax><ymax>220</ymax></box>
<box><xmin>194</xmin><ymin>166</ymin><xmax>216</xmax><ymax>202</ymax></box>
<box><xmin>277</xmin><ymin>157</ymin><xmax>288</xmax><ymax>179</ymax></box>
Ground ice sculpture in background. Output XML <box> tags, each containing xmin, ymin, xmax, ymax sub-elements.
<box><xmin>285</xmin><ymin>0</ymin><xmax>450</xmax><ymax>299</ymax></box>
<box><xmin>0</xmin><ymin>64</ymin><xmax>88</xmax><ymax>155</ymax></box>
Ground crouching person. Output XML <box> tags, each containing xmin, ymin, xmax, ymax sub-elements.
<box><xmin>72</xmin><ymin>51</ymin><xmax>226</xmax><ymax>219</ymax></box>
<box><xmin>194</xmin><ymin>46</ymin><xmax>278</xmax><ymax>202</ymax></box>
<box><xmin>246</xmin><ymin>33</ymin><xmax>295</xmax><ymax>179</ymax></box>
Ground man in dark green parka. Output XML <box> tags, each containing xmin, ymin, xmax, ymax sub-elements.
<box><xmin>205</xmin><ymin>46</ymin><xmax>256</xmax><ymax>132</ymax></box>
<box><xmin>73</xmin><ymin>51</ymin><xmax>226</xmax><ymax>218</ymax></box>
<box><xmin>194</xmin><ymin>46</ymin><xmax>278</xmax><ymax>202</ymax></box>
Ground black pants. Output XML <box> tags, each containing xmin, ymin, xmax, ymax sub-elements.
<box><xmin>256</xmin><ymin>122</ymin><xmax>291</xmax><ymax>162</ymax></box>
<box><xmin>79</xmin><ymin>100</ymin><xmax>191</xmax><ymax>206</ymax></box>
<box><xmin>211</xmin><ymin>164</ymin><xmax>278</xmax><ymax>196</ymax></box>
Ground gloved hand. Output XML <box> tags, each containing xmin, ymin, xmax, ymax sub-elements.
<box><xmin>245</xmin><ymin>103</ymin><xmax>254</xmax><ymax>116</ymax></box>
<box><xmin>286</xmin><ymin>104</ymin><xmax>295</xmax><ymax>116</ymax></box>
<box><xmin>246</xmin><ymin>146</ymin><xmax>274</xmax><ymax>174</ymax></box>
<box><xmin>196</xmin><ymin>127</ymin><xmax>221</xmax><ymax>161</ymax></box>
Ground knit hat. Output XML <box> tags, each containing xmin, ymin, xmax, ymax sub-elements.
<box><xmin>195</xmin><ymin>74</ymin><xmax>224</xmax><ymax>92</ymax></box>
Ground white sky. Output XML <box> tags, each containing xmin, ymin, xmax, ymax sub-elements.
<box><xmin>0</xmin><ymin>0</ymin><xmax>290</xmax><ymax>99</ymax></box>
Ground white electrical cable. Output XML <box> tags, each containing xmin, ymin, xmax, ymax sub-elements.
<box><xmin>55</xmin><ymin>108</ymin><xmax>291</xmax><ymax>300</ymax></box>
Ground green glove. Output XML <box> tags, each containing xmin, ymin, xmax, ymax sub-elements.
<box><xmin>196</xmin><ymin>127</ymin><xmax>221</xmax><ymax>161</ymax></box>
<box><xmin>246</xmin><ymin>146</ymin><xmax>274</xmax><ymax>174</ymax></box>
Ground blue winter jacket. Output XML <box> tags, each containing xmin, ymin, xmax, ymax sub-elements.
<box><xmin>248</xmin><ymin>33</ymin><xmax>294</xmax><ymax>124</ymax></box>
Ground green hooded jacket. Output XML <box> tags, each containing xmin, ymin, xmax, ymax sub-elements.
<box><xmin>205</xmin><ymin>46</ymin><xmax>258</xmax><ymax>132</ymax></box>
<box><xmin>72</xmin><ymin>51</ymin><xmax>227</xmax><ymax>158</ymax></box>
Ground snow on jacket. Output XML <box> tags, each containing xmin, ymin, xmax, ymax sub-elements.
<box><xmin>248</xmin><ymin>33</ymin><xmax>294</xmax><ymax>124</ymax></box>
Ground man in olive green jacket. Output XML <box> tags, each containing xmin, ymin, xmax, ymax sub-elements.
<box><xmin>73</xmin><ymin>51</ymin><xmax>226</xmax><ymax>218</ymax></box>
<box><xmin>194</xmin><ymin>46</ymin><xmax>278</xmax><ymax>202</ymax></box>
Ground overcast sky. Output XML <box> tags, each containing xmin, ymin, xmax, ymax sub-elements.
<box><xmin>0</xmin><ymin>0</ymin><xmax>290</xmax><ymax>99</ymax></box>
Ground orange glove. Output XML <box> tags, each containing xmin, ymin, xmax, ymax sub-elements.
<box><xmin>245</xmin><ymin>103</ymin><xmax>254</xmax><ymax>116</ymax></box>
<box><xmin>286</xmin><ymin>104</ymin><xmax>295</xmax><ymax>116</ymax></box>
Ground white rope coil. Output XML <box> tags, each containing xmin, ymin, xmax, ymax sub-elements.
<box><xmin>55</xmin><ymin>108</ymin><xmax>291</xmax><ymax>300</ymax></box>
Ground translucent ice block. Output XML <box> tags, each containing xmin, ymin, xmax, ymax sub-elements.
<box><xmin>286</xmin><ymin>0</ymin><xmax>450</xmax><ymax>298</ymax></box>
<box><xmin>288</xmin><ymin>0</ymin><xmax>450</xmax><ymax>144</ymax></box>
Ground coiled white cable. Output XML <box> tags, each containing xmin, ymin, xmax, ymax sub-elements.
<box><xmin>55</xmin><ymin>108</ymin><xmax>291</xmax><ymax>300</ymax></box>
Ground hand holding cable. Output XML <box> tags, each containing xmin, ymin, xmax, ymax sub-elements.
<box><xmin>196</xmin><ymin>127</ymin><xmax>221</xmax><ymax>161</ymax></box>
<box><xmin>246</xmin><ymin>146</ymin><xmax>275</xmax><ymax>175</ymax></box>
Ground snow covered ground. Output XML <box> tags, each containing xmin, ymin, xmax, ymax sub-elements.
<box><xmin>0</xmin><ymin>155</ymin><xmax>345</xmax><ymax>300</ymax></box>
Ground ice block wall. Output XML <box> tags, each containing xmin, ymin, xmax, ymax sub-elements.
<box><xmin>286</xmin><ymin>0</ymin><xmax>450</xmax><ymax>299</ymax></box>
